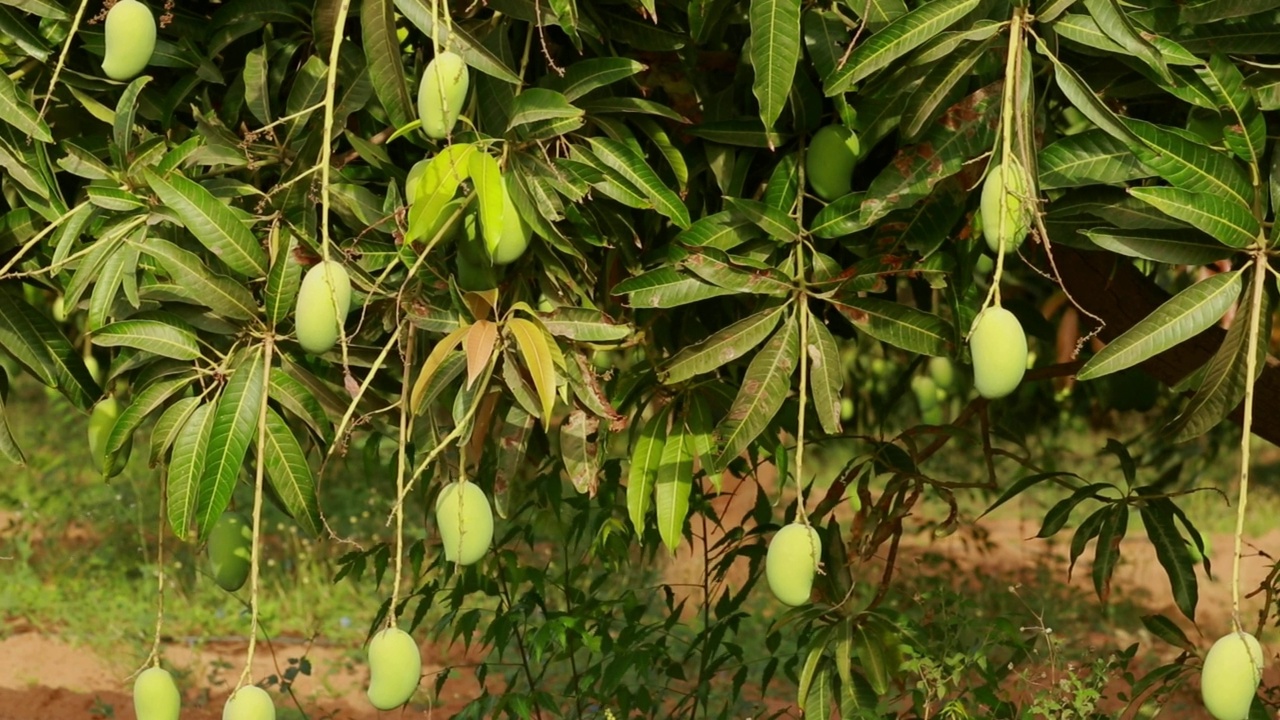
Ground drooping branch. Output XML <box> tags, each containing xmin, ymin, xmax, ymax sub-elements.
<box><xmin>1050</xmin><ymin>245</ymin><xmax>1280</xmax><ymax>446</ymax></box>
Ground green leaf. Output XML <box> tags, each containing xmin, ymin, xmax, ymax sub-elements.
<box><xmin>587</xmin><ymin>137</ymin><xmax>691</xmax><ymax>228</ymax></box>
<box><xmin>362</xmin><ymin>0</ymin><xmax>415</xmax><ymax>128</ymax></box>
<box><xmin>1170</xmin><ymin>270</ymin><xmax>1271</xmax><ymax>441</ymax></box>
<box><xmin>195</xmin><ymin>348</ymin><xmax>267</xmax><ymax>541</ymax></box>
<box><xmin>264</xmin><ymin>225</ymin><xmax>302</xmax><ymax>328</ymax></box>
<box><xmin>655</xmin><ymin>422</ymin><xmax>693</xmax><ymax>554</ymax></box>
<box><xmin>713</xmin><ymin>312</ymin><xmax>799</xmax><ymax>470</ymax></box>
<box><xmin>1040</xmin><ymin>39</ymin><xmax>1143</xmax><ymax>147</ymax></box>
<box><xmin>899</xmin><ymin>37</ymin><xmax>991</xmax><ymax>141</ymax></box>
<box><xmin>1181</xmin><ymin>0</ymin><xmax>1280</xmax><ymax>24</ymax></box>
<box><xmin>469</xmin><ymin>151</ymin><xmax>505</xmax><ymax>257</ymax></box>
<box><xmin>0</xmin><ymin>69</ymin><xmax>52</xmax><ymax>143</ymax></box>
<box><xmin>825</xmin><ymin>0</ymin><xmax>980</xmax><ymax>94</ymax></box>
<box><xmin>260</xmin><ymin>407</ymin><xmax>322</xmax><ymax>537</ymax></box>
<box><xmin>674</xmin><ymin>211</ymin><xmax>763</xmax><ymax>251</ymax></box>
<box><xmin>150</xmin><ymin>395</ymin><xmax>201</xmax><ymax>466</ymax></box>
<box><xmin>394</xmin><ymin>0</ymin><xmax>522</xmax><ymax>83</ymax></box>
<box><xmin>687</xmin><ymin>119</ymin><xmax>791</xmax><ymax>148</ymax></box>
<box><xmin>679</xmin><ymin>249</ymin><xmax>792</xmax><ymax>297</ymax></box>
<box><xmin>537</xmin><ymin>307</ymin><xmax>631</xmax><ymax>342</ymax></box>
<box><xmin>268</xmin><ymin>366</ymin><xmax>332</xmax><ymax>442</ymax></box>
<box><xmin>1069</xmin><ymin>506</ymin><xmax>1110</xmax><ymax>580</ymax></box>
<box><xmin>1124</xmin><ymin>119</ymin><xmax>1254</xmax><ymax>210</ymax></box>
<box><xmin>106</xmin><ymin>375</ymin><xmax>193</xmax><ymax>457</ymax></box>
<box><xmin>1083</xmin><ymin>0</ymin><xmax>1170</xmax><ymax>83</ymax></box>
<box><xmin>0</xmin><ymin>387</ymin><xmax>23</xmax><ymax>464</ymax></box>
<box><xmin>853</xmin><ymin>623</ymin><xmax>893</xmax><ymax>695</ymax></box>
<box><xmin>980</xmin><ymin>471</ymin><xmax>1083</xmax><ymax>518</ymax></box>
<box><xmin>559</xmin><ymin>407</ymin><xmax>601</xmax><ymax>494</ymax></box>
<box><xmin>749</xmin><ymin>0</ymin><xmax>802</xmax><ymax>132</ymax></box>
<box><xmin>1092</xmin><ymin>504</ymin><xmax>1130</xmax><ymax>604</ymax></box>
<box><xmin>507</xmin><ymin>88</ymin><xmax>584</xmax><ymax>131</ymax></box>
<box><xmin>723</xmin><ymin>196</ymin><xmax>800</xmax><ymax>242</ymax></box>
<box><xmin>139</xmin><ymin>237</ymin><xmax>258</xmax><ymax>320</ymax></box>
<box><xmin>1128</xmin><ymin>187</ymin><xmax>1260</xmax><ymax>248</ymax></box>
<box><xmin>1137</xmin><ymin>493</ymin><xmax>1198</xmax><ymax>622</ymax></box>
<box><xmin>1140</xmin><ymin>614</ymin><xmax>1195</xmax><ymax>651</ymax></box>
<box><xmin>92</xmin><ymin>319</ymin><xmax>202</xmax><ymax>361</ymax></box>
<box><xmin>1083</xmin><ymin>227</ymin><xmax>1235</xmax><ymax>265</ymax></box>
<box><xmin>628</xmin><ymin>406</ymin><xmax>668</xmax><ymax>538</ymax></box>
<box><xmin>685</xmin><ymin>393</ymin><xmax>716</xmax><ymax>476</ymax></box>
<box><xmin>144</xmin><ymin>168</ymin><xmax>268</xmax><ymax>278</ymax></box>
<box><xmin>661</xmin><ymin>305</ymin><xmax>786</xmax><ymax>384</ymax></box>
<box><xmin>807</xmin><ymin>313</ymin><xmax>843</xmax><ymax>435</ymax></box>
<box><xmin>827</xmin><ymin>295</ymin><xmax>950</xmax><ymax>356</ymax></box>
<box><xmin>0</xmin><ymin>287</ymin><xmax>99</xmax><ymax>409</ymax></box>
<box><xmin>242</xmin><ymin>45</ymin><xmax>271</xmax><ymax>125</ymax></box>
<box><xmin>1198</xmin><ymin>54</ymin><xmax>1266</xmax><ymax>168</ymax></box>
<box><xmin>1037</xmin><ymin>130</ymin><xmax>1151</xmax><ymax>189</ymax></box>
<box><xmin>554</xmin><ymin>57</ymin><xmax>647</xmax><ymax>101</ymax></box>
<box><xmin>615</xmin><ymin>267</ymin><xmax>735</xmax><ymax>308</ymax></box>
<box><xmin>492</xmin><ymin>402</ymin><xmax>533</xmax><ymax>519</ymax></box>
<box><xmin>1078</xmin><ymin>271</ymin><xmax>1242</xmax><ymax>380</ymax></box>
<box><xmin>802</xmin><ymin>10</ymin><xmax>851</xmax><ymax>82</ymax></box>
<box><xmin>167</xmin><ymin>401</ymin><xmax>215</xmax><ymax>539</ymax></box>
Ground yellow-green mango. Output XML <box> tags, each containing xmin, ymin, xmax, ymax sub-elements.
<box><xmin>805</xmin><ymin>125</ymin><xmax>860</xmax><ymax>201</ymax></box>
<box><xmin>295</xmin><ymin>260</ymin><xmax>352</xmax><ymax>355</ymax></box>
<box><xmin>928</xmin><ymin>356</ymin><xmax>956</xmax><ymax>391</ymax></box>
<box><xmin>101</xmin><ymin>0</ymin><xmax>156</xmax><ymax>81</ymax></box>
<box><xmin>435</xmin><ymin>482</ymin><xmax>493</xmax><ymax>565</ymax></box>
<box><xmin>208</xmin><ymin>511</ymin><xmax>252</xmax><ymax>592</ymax></box>
<box><xmin>491</xmin><ymin>184</ymin><xmax>531</xmax><ymax>265</ymax></box>
<box><xmin>969</xmin><ymin>306</ymin><xmax>1027</xmax><ymax>400</ymax></box>
<box><xmin>366</xmin><ymin>627</ymin><xmax>421</xmax><ymax>710</ymax></box>
<box><xmin>418</xmin><ymin>52</ymin><xmax>469</xmax><ymax>140</ymax></box>
<box><xmin>222</xmin><ymin>685</ymin><xmax>275</xmax><ymax>720</ymax></box>
<box><xmin>133</xmin><ymin>666</ymin><xmax>180</xmax><ymax>720</ymax></box>
<box><xmin>911</xmin><ymin>375</ymin><xmax>939</xmax><ymax>411</ymax></box>
<box><xmin>1201</xmin><ymin>631</ymin><xmax>1263</xmax><ymax>720</ymax></box>
<box><xmin>88</xmin><ymin>396</ymin><xmax>131</xmax><ymax>477</ymax></box>
<box><xmin>765</xmin><ymin>522</ymin><xmax>821</xmax><ymax>606</ymax></box>
<box><xmin>980</xmin><ymin>159</ymin><xmax>1031</xmax><ymax>254</ymax></box>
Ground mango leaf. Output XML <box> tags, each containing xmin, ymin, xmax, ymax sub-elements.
<box><xmin>614</xmin><ymin>267</ymin><xmax>735</xmax><ymax>308</ymax></box>
<box><xmin>559</xmin><ymin>407</ymin><xmax>601</xmax><ymax>495</ymax></box>
<box><xmin>827</xmin><ymin>295</ymin><xmax>950</xmax><ymax>356</ymax></box>
<box><xmin>749</xmin><ymin>0</ymin><xmax>802</xmax><ymax>132</ymax></box>
<box><xmin>0</xmin><ymin>287</ymin><xmax>99</xmax><ymax>408</ymax></box>
<box><xmin>260</xmin><ymin>407</ymin><xmax>322</xmax><ymax>537</ymax></box>
<box><xmin>91</xmin><ymin>318</ymin><xmax>201</xmax><ymax>361</ymax></box>
<box><xmin>267</xmin><ymin>367</ymin><xmax>331</xmax><ymax>442</ymax></box>
<box><xmin>661</xmin><ymin>305</ymin><xmax>786</xmax><ymax>384</ymax></box>
<box><xmin>587</xmin><ymin>137</ymin><xmax>691</xmax><ymax>228</ymax></box>
<box><xmin>807</xmin><ymin>313</ymin><xmax>843</xmax><ymax>435</ymax></box>
<box><xmin>854</xmin><ymin>623</ymin><xmax>893</xmax><ymax>695</ymax></box>
<box><xmin>1124</xmin><ymin>119</ymin><xmax>1253</xmax><ymax>210</ymax></box>
<box><xmin>106</xmin><ymin>374</ymin><xmax>193</xmax><ymax>456</ymax></box>
<box><xmin>1141</xmin><ymin>614</ymin><xmax>1195</xmax><ymax>652</ymax></box>
<box><xmin>0</xmin><ymin>69</ymin><xmax>52</xmax><ymax>143</ymax></box>
<box><xmin>713</xmin><ymin>312</ymin><xmax>799</xmax><ymax>470</ymax></box>
<box><xmin>411</xmin><ymin>326</ymin><xmax>469</xmax><ymax>413</ymax></box>
<box><xmin>899</xmin><ymin>37</ymin><xmax>991</xmax><ymax>141</ymax></box>
<box><xmin>1128</xmin><ymin>187</ymin><xmax>1260</xmax><ymax>248</ymax></box>
<box><xmin>555</xmin><ymin>57</ymin><xmax>647</xmax><ymax>101</ymax></box>
<box><xmin>139</xmin><ymin>237</ymin><xmax>258</xmax><ymax>320</ymax></box>
<box><xmin>508</xmin><ymin>88</ymin><xmax>584</xmax><ymax>131</ymax></box>
<box><xmin>361</xmin><ymin>0</ymin><xmax>415</xmax><ymax>128</ymax></box>
<box><xmin>825</xmin><ymin>0</ymin><xmax>980</xmax><ymax>94</ymax></box>
<box><xmin>802</xmin><ymin>10</ymin><xmax>850</xmax><ymax>81</ymax></box>
<box><xmin>464</xmin><ymin>319</ymin><xmax>498</xmax><ymax>388</ymax></box>
<box><xmin>1041</xmin><ymin>39</ymin><xmax>1143</xmax><ymax>146</ymax></box>
<box><xmin>655</xmin><ymin>422</ymin><xmax>693</xmax><ymax>554</ymax></box>
<box><xmin>1083</xmin><ymin>228</ymin><xmax>1235</xmax><ymax>265</ymax></box>
<box><xmin>628</xmin><ymin>406</ymin><xmax>668</xmax><ymax>537</ymax></box>
<box><xmin>687</xmin><ymin>119</ymin><xmax>791</xmax><ymax>148</ymax></box>
<box><xmin>537</xmin><ymin>307</ymin><xmax>631</xmax><ymax>341</ymax></box>
<box><xmin>1170</xmin><ymin>270</ymin><xmax>1271</xmax><ymax>441</ymax></box>
<box><xmin>507</xmin><ymin>317</ymin><xmax>557</xmax><ymax>423</ymax></box>
<box><xmin>167</xmin><ymin>401</ymin><xmax>215</xmax><ymax>539</ymax></box>
<box><xmin>811</xmin><ymin>192</ymin><xmax>870</xmax><ymax>238</ymax></box>
<box><xmin>1198</xmin><ymin>53</ymin><xmax>1266</xmax><ymax>168</ymax></box>
<box><xmin>149</xmin><ymin>395</ymin><xmax>201</xmax><ymax>466</ymax></box>
<box><xmin>1068</xmin><ymin>506</ymin><xmax>1110</xmax><ymax>580</ymax></box>
<box><xmin>1181</xmin><ymin>0</ymin><xmax>1280</xmax><ymax>24</ymax></box>
<box><xmin>394</xmin><ymin>0</ymin><xmax>522</xmax><ymax>83</ymax></box>
<box><xmin>1084</xmin><ymin>0</ymin><xmax>1170</xmax><ymax>83</ymax></box>
<box><xmin>1093</xmin><ymin>504</ymin><xmax>1130</xmax><ymax>604</ymax></box>
<box><xmin>143</xmin><ymin>168</ymin><xmax>267</xmax><ymax>277</ymax></box>
<box><xmin>242</xmin><ymin>45</ymin><xmax>271</xmax><ymax>125</ymax></box>
<box><xmin>679</xmin><ymin>248</ymin><xmax>792</xmax><ymax>296</ymax></box>
<box><xmin>1136</xmin><ymin>491</ymin><xmax>1198</xmax><ymax>622</ymax></box>
<box><xmin>723</xmin><ymin>196</ymin><xmax>800</xmax><ymax>242</ymax></box>
<box><xmin>1037</xmin><ymin>130</ymin><xmax>1151</xmax><ymax>189</ymax></box>
<box><xmin>195</xmin><ymin>347</ymin><xmax>267</xmax><ymax>541</ymax></box>
<box><xmin>469</xmin><ymin>151</ymin><xmax>506</xmax><ymax>257</ymax></box>
<box><xmin>492</xmin><ymin>403</ymin><xmax>534</xmax><ymax>519</ymax></box>
<box><xmin>1078</xmin><ymin>271</ymin><xmax>1242</xmax><ymax>380</ymax></box>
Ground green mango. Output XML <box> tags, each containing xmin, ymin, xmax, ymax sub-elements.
<box><xmin>418</xmin><ymin>52</ymin><xmax>469</xmax><ymax>139</ymax></box>
<box><xmin>295</xmin><ymin>261</ymin><xmax>352</xmax><ymax>355</ymax></box>
<box><xmin>133</xmin><ymin>666</ymin><xmax>180</xmax><ymax>720</ymax></box>
<box><xmin>969</xmin><ymin>306</ymin><xmax>1027</xmax><ymax>400</ymax></box>
<box><xmin>765</xmin><ymin>523</ymin><xmax>821</xmax><ymax>606</ymax></box>
<box><xmin>208</xmin><ymin>511</ymin><xmax>253</xmax><ymax>592</ymax></box>
<box><xmin>101</xmin><ymin>0</ymin><xmax>156</xmax><ymax>81</ymax></box>
<box><xmin>366</xmin><ymin>628</ymin><xmax>421</xmax><ymax>710</ymax></box>
<box><xmin>435</xmin><ymin>482</ymin><xmax>493</xmax><ymax>566</ymax></box>
<box><xmin>805</xmin><ymin>125</ymin><xmax>860</xmax><ymax>201</ymax></box>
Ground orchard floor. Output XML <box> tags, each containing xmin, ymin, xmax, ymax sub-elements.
<box><xmin>4</xmin><ymin>512</ymin><xmax>1277</xmax><ymax>718</ymax></box>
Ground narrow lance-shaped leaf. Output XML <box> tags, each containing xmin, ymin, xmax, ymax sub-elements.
<box><xmin>105</xmin><ymin>374</ymin><xmax>194</xmax><ymax>456</ymax></box>
<box><xmin>1078</xmin><ymin>271</ymin><xmax>1242</xmax><ymax>380</ymax></box>
<box><xmin>1037</xmin><ymin>130</ymin><xmax>1152</xmax><ymax>189</ymax></box>
<box><xmin>661</xmin><ymin>305</ymin><xmax>785</xmax><ymax>384</ymax></box>
<box><xmin>394</xmin><ymin>0</ymin><xmax>522</xmax><ymax>83</ymax></box>
<box><xmin>507</xmin><ymin>318</ymin><xmax>557</xmax><ymax>423</ymax></box>
<box><xmin>0</xmin><ymin>69</ymin><xmax>52</xmax><ymax>143</ymax></box>
<box><xmin>749</xmin><ymin>0</ymin><xmax>801</xmax><ymax>133</ymax></box>
<box><xmin>1137</xmin><ymin>492</ymin><xmax>1198</xmax><ymax>622</ymax></box>
<box><xmin>713</xmin><ymin>311</ymin><xmax>799</xmax><ymax>470</ymax></box>
<box><xmin>150</xmin><ymin>395</ymin><xmax>201</xmax><ymax>466</ymax></box>
<box><xmin>627</xmin><ymin>406</ymin><xmax>667</xmax><ymax>538</ymax></box>
<box><xmin>92</xmin><ymin>319</ymin><xmax>202</xmax><ymax>361</ymax></box>
<box><xmin>807</xmin><ymin>313</ymin><xmax>843</xmax><ymax>434</ymax></box>
<box><xmin>167</xmin><ymin>401</ymin><xmax>216</xmax><ymax>539</ymax></box>
<box><xmin>362</xmin><ymin>0</ymin><xmax>415</xmax><ymax>128</ymax></box>
<box><xmin>139</xmin><ymin>236</ymin><xmax>258</xmax><ymax>320</ymax></box>
<box><xmin>195</xmin><ymin>348</ymin><xmax>267</xmax><ymax>541</ymax></box>
<box><xmin>587</xmin><ymin>137</ymin><xmax>691</xmax><ymax>228</ymax></box>
<box><xmin>143</xmin><ymin>168</ymin><xmax>268</xmax><ymax>277</ymax></box>
<box><xmin>825</xmin><ymin>0</ymin><xmax>980</xmax><ymax>94</ymax></box>
<box><xmin>655</xmin><ymin>423</ymin><xmax>693</xmax><ymax>554</ymax></box>
<box><xmin>469</xmin><ymin>151</ymin><xmax>505</xmax><ymax>256</ymax></box>
<box><xmin>559</xmin><ymin>407</ymin><xmax>601</xmax><ymax>495</ymax></box>
<box><xmin>1128</xmin><ymin>186</ymin><xmax>1260</xmax><ymax>248</ymax></box>
<box><xmin>1092</xmin><ymin>504</ymin><xmax>1130</xmax><ymax>604</ymax></box>
<box><xmin>259</xmin><ymin>407</ymin><xmax>322</xmax><ymax>537</ymax></box>
<box><xmin>827</xmin><ymin>295</ymin><xmax>950</xmax><ymax>356</ymax></box>
<box><xmin>264</xmin><ymin>223</ymin><xmax>301</xmax><ymax>328</ymax></box>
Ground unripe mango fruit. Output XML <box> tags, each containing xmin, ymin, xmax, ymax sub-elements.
<box><xmin>435</xmin><ymin>482</ymin><xmax>493</xmax><ymax>566</ymax></box>
<box><xmin>418</xmin><ymin>52</ymin><xmax>469</xmax><ymax>140</ymax></box>
<box><xmin>101</xmin><ymin>0</ymin><xmax>156</xmax><ymax>81</ymax></box>
<box><xmin>766</xmin><ymin>522</ymin><xmax>821</xmax><ymax>606</ymax></box>
<box><xmin>208</xmin><ymin>511</ymin><xmax>252</xmax><ymax>592</ymax></box>
<box><xmin>928</xmin><ymin>357</ymin><xmax>956</xmax><ymax>391</ymax></box>
<box><xmin>806</xmin><ymin>125</ymin><xmax>860</xmax><ymax>201</ymax></box>
<box><xmin>88</xmin><ymin>396</ymin><xmax>131</xmax><ymax>477</ymax></box>
<box><xmin>295</xmin><ymin>260</ymin><xmax>352</xmax><ymax>355</ymax></box>
<box><xmin>1201</xmin><ymin>631</ymin><xmax>1263</xmax><ymax>720</ymax></box>
<box><xmin>366</xmin><ymin>628</ymin><xmax>421</xmax><ymax>710</ymax></box>
<box><xmin>980</xmin><ymin>159</ymin><xmax>1031</xmax><ymax>255</ymax></box>
<box><xmin>490</xmin><ymin>185</ymin><xmax>531</xmax><ymax>265</ymax></box>
<box><xmin>969</xmin><ymin>306</ymin><xmax>1027</xmax><ymax>400</ymax></box>
<box><xmin>133</xmin><ymin>666</ymin><xmax>180</xmax><ymax>720</ymax></box>
<box><xmin>911</xmin><ymin>376</ymin><xmax>939</xmax><ymax>411</ymax></box>
<box><xmin>222</xmin><ymin>685</ymin><xmax>275</xmax><ymax>720</ymax></box>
